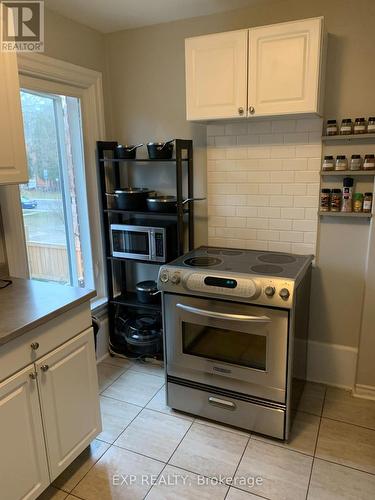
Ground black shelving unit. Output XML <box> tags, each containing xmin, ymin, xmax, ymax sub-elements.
<box><xmin>96</xmin><ymin>139</ymin><xmax>194</xmax><ymax>359</ymax></box>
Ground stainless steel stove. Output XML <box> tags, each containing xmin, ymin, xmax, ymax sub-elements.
<box><xmin>158</xmin><ymin>246</ymin><xmax>313</xmax><ymax>440</ymax></box>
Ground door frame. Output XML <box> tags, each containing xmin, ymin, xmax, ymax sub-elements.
<box><xmin>0</xmin><ymin>53</ymin><xmax>106</xmax><ymax>304</ymax></box>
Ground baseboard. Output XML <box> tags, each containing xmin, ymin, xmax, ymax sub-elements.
<box><xmin>353</xmin><ymin>384</ymin><xmax>375</xmax><ymax>400</ymax></box>
<box><xmin>306</xmin><ymin>340</ymin><xmax>358</xmax><ymax>390</ymax></box>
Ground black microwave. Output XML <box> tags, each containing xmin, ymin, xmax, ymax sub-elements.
<box><xmin>110</xmin><ymin>220</ymin><xmax>178</xmax><ymax>263</ymax></box>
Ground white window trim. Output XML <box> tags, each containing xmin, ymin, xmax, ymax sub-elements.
<box><xmin>1</xmin><ymin>53</ymin><xmax>107</xmax><ymax>308</ymax></box>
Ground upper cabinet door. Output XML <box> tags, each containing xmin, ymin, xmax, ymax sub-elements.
<box><xmin>0</xmin><ymin>50</ymin><xmax>28</xmax><ymax>184</ymax></box>
<box><xmin>36</xmin><ymin>328</ymin><xmax>101</xmax><ymax>481</ymax></box>
<box><xmin>185</xmin><ymin>30</ymin><xmax>248</xmax><ymax>120</ymax></box>
<box><xmin>248</xmin><ymin>18</ymin><xmax>324</xmax><ymax>117</ymax></box>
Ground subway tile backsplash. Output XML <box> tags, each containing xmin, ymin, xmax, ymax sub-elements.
<box><xmin>207</xmin><ymin>117</ymin><xmax>323</xmax><ymax>254</ymax></box>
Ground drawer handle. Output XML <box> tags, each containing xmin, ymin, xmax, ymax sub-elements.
<box><xmin>208</xmin><ymin>396</ymin><xmax>236</xmax><ymax>411</ymax></box>
<box><xmin>29</xmin><ymin>372</ymin><xmax>37</xmax><ymax>380</ymax></box>
<box><xmin>30</xmin><ymin>342</ymin><xmax>39</xmax><ymax>350</ymax></box>
<box><xmin>40</xmin><ymin>365</ymin><xmax>49</xmax><ymax>372</ymax></box>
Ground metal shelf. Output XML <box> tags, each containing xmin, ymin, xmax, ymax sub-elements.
<box><xmin>319</xmin><ymin>211</ymin><xmax>372</xmax><ymax>218</ymax></box>
<box><xmin>321</xmin><ymin>170</ymin><xmax>375</xmax><ymax>176</ymax></box>
<box><xmin>99</xmin><ymin>157</ymin><xmax>189</xmax><ymax>163</ymax></box>
<box><xmin>110</xmin><ymin>292</ymin><xmax>161</xmax><ymax>311</ymax></box>
<box><xmin>322</xmin><ymin>134</ymin><xmax>375</xmax><ymax>143</ymax></box>
<box><xmin>107</xmin><ymin>256</ymin><xmax>166</xmax><ymax>265</ymax></box>
<box><xmin>104</xmin><ymin>208</ymin><xmax>189</xmax><ymax>216</ymax></box>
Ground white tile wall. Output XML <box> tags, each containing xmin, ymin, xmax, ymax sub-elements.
<box><xmin>207</xmin><ymin>118</ymin><xmax>323</xmax><ymax>255</ymax></box>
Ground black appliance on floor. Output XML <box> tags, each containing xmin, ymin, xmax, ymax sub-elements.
<box><xmin>96</xmin><ymin>139</ymin><xmax>195</xmax><ymax>359</ymax></box>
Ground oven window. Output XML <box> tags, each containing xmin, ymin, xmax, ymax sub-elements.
<box><xmin>112</xmin><ymin>230</ymin><xmax>149</xmax><ymax>255</ymax></box>
<box><xmin>182</xmin><ymin>322</ymin><xmax>266</xmax><ymax>370</ymax></box>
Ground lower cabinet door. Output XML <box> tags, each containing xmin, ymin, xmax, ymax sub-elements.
<box><xmin>0</xmin><ymin>365</ymin><xmax>50</xmax><ymax>500</ymax></box>
<box><xmin>36</xmin><ymin>328</ymin><xmax>101</xmax><ymax>480</ymax></box>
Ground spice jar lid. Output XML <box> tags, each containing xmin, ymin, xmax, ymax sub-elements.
<box><xmin>321</xmin><ymin>188</ymin><xmax>331</xmax><ymax>193</ymax></box>
<box><xmin>332</xmin><ymin>189</ymin><xmax>342</xmax><ymax>193</ymax></box>
<box><xmin>365</xmin><ymin>154</ymin><xmax>375</xmax><ymax>159</ymax></box>
<box><xmin>324</xmin><ymin>155</ymin><xmax>334</xmax><ymax>160</ymax></box>
<box><xmin>336</xmin><ymin>155</ymin><xmax>347</xmax><ymax>159</ymax></box>
<box><xmin>343</xmin><ymin>177</ymin><xmax>354</xmax><ymax>187</ymax></box>
<box><xmin>368</xmin><ymin>117</ymin><xmax>375</xmax><ymax>121</ymax></box>
<box><xmin>365</xmin><ymin>192</ymin><xmax>373</xmax><ymax>196</ymax></box>
<box><xmin>353</xmin><ymin>193</ymin><xmax>363</xmax><ymax>199</ymax></box>
<box><xmin>355</xmin><ymin>117</ymin><xmax>365</xmax><ymax>122</ymax></box>
<box><xmin>342</xmin><ymin>118</ymin><xmax>352</xmax><ymax>123</ymax></box>
<box><xmin>351</xmin><ymin>154</ymin><xmax>361</xmax><ymax>159</ymax></box>
<box><xmin>327</xmin><ymin>119</ymin><xmax>337</xmax><ymax>124</ymax></box>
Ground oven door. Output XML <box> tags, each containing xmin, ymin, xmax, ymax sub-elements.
<box><xmin>110</xmin><ymin>224</ymin><xmax>152</xmax><ymax>260</ymax></box>
<box><xmin>164</xmin><ymin>293</ymin><xmax>289</xmax><ymax>403</ymax></box>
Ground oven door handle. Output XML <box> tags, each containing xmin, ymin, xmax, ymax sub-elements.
<box><xmin>176</xmin><ymin>303</ymin><xmax>271</xmax><ymax>323</ymax></box>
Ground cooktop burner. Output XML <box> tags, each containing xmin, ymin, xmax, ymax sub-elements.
<box><xmin>251</xmin><ymin>264</ymin><xmax>284</xmax><ymax>275</ymax></box>
<box><xmin>184</xmin><ymin>256</ymin><xmax>223</xmax><ymax>267</ymax></box>
<box><xmin>258</xmin><ymin>253</ymin><xmax>296</xmax><ymax>264</ymax></box>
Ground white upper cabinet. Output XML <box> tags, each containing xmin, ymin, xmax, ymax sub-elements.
<box><xmin>248</xmin><ymin>18</ymin><xmax>324</xmax><ymax>117</ymax></box>
<box><xmin>185</xmin><ymin>17</ymin><xmax>325</xmax><ymax>121</ymax></box>
<box><xmin>185</xmin><ymin>30</ymin><xmax>248</xmax><ymax>120</ymax></box>
<box><xmin>0</xmin><ymin>50</ymin><xmax>28</xmax><ymax>184</ymax></box>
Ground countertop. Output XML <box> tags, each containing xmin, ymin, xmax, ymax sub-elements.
<box><xmin>0</xmin><ymin>277</ymin><xmax>96</xmax><ymax>346</ymax></box>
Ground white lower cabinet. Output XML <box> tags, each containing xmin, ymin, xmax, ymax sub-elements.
<box><xmin>0</xmin><ymin>366</ymin><xmax>50</xmax><ymax>500</ymax></box>
<box><xmin>0</xmin><ymin>325</ymin><xmax>101</xmax><ymax>499</ymax></box>
<box><xmin>36</xmin><ymin>328</ymin><xmax>101</xmax><ymax>480</ymax></box>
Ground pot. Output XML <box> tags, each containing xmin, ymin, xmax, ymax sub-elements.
<box><xmin>146</xmin><ymin>196</ymin><xmax>206</xmax><ymax>213</ymax></box>
<box><xmin>124</xmin><ymin>315</ymin><xmax>162</xmax><ymax>357</ymax></box>
<box><xmin>116</xmin><ymin>144</ymin><xmax>143</xmax><ymax>159</ymax></box>
<box><xmin>106</xmin><ymin>187</ymin><xmax>153</xmax><ymax>210</ymax></box>
<box><xmin>147</xmin><ymin>140</ymin><xmax>174</xmax><ymax>160</ymax></box>
<box><xmin>136</xmin><ymin>280</ymin><xmax>160</xmax><ymax>304</ymax></box>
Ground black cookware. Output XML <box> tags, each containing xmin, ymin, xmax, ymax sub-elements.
<box><xmin>123</xmin><ymin>315</ymin><xmax>162</xmax><ymax>357</ymax></box>
<box><xmin>106</xmin><ymin>187</ymin><xmax>154</xmax><ymax>210</ymax></box>
<box><xmin>116</xmin><ymin>144</ymin><xmax>143</xmax><ymax>159</ymax></box>
<box><xmin>146</xmin><ymin>195</ymin><xmax>206</xmax><ymax>213</ymax></box>
<box><xmin>147</xmin><ymin>140</ymin><xmax>174</xmax><ymax>160</ymax></box>
<box><xmin>135</xmin><ymin>280</ymin><xmax>160</xmax><ymax>304</ymax></box>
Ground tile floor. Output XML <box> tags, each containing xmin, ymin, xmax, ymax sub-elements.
<box><xmin>38</xmin><ymin>357</ymin><xmax>375</xmax><ymax>500</ymax></box>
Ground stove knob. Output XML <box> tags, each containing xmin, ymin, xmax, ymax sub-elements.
<box><xmin>279</xmin><ymin>288</ymin><xmax>290</xmax><ymax>300</ymax></box>
<box><xmin>160</xmin><ymin>270</ymin><xmax>169</xmax><ymax>283</ymax></box>
<box><xmin>265</xmin><ymin>286</ymin><xmax>275</xmax><ymax>297</ymax></box>
<box><xmin>171</xmin><ymin>273</ymin><xmax>181</xmax><ymax>285</ymax></box>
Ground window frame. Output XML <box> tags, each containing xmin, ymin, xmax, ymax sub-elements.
<box><xmin>0</xmin><ymin>54</ymin><xmax>107</xmax><ymax>309</ymax></box>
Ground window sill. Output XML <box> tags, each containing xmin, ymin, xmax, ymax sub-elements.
<box><xmin>91</xmin><ymin>296</ymin><xmax>108</xmax><ymax>317</ymax></box>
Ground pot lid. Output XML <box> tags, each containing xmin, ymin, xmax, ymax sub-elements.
<box><xmin>114</xmin><ymin>187</ymin><xmax>150</xmax><ymax>194</ymax></box>
<box><xmin>147</xmin><ymin>196</ymin><xmax>177</xmax><ymax>203</ymax></box>
<box><xmin>136</xmin><ymin>280</ymin><xmax>158</xmax><ymax>292</ymax></box>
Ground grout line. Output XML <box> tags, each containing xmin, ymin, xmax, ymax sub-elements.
<box><xmin>99</xmin><ymin>393</ymin><xmax>143</xmax><ymax>409</ymax></box>
<box><xmin>166</xmin><ymin>417</ymin><xmax>195</xmax><ymax>465</ymax></box>
<box><xmin>223</xmin><ymin>434</ymin><xmax>251</xmax><ymax>499</ymax></box>
<box><xmin>142</xmin><ymin>406</ymin><xmax>194</xmax><ymax>423</ymax></box>
<box><xmin>111</xmin><ymin>443</ymin><xmax>167</xmax><ymax>465</ymax></box>
<box><xmin>142</xmin><ymin>462</ymin><xmax>169</xmax><ymax>500</ymax></box>
<box><xmin>312</xmin><ymin>456</ymin><xmax>375</xmax><ymax>477</ymax></box>
<box><xmin>320</xmin><ymin>415</ymin><xmax>375</xmax><ymax>433</ymax></box>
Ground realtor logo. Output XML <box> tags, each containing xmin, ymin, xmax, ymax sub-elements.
<box><xmin>1</xmin><ymin>1</ymin><xmax>44</xmax><ymax>52</ymax></box>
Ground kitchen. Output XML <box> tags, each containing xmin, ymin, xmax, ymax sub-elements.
<box><xmin>0</xmin><ymin>0</ymin><xmax>375</xmax><ymax>499</ymax></box>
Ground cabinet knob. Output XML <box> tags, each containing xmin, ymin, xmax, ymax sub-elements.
<box><xmin>29</xmin><ymin>372</ymin><xmax>37</xmax><ymax>380</ymax></box>
<box><xmin>238</xmin><ymin>107</ymin><xmax>244</xmax><ymax>115</ymax></box>
<box><xmin>30</xmin><ymin>342</ymin><xmax>39</xmax><ymax>350</ymax></box>
<box><xmin>249</xmin><ymin>106</ymin><xmax>255</xmax><ymax>115</ymax></box>
<box><xmin>40</xmin><ymin>365</ymin><xmax>49</xmax><ymax>372</ymax></box>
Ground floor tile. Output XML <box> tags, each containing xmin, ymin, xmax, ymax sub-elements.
<box><xmin>297</xmin><ymin>382</ymin><xmax>326</xmax><ymax>416</ymax></box>
<box><xmin>145</xmin><ymin>465</ymin><xmax>228</xmax><ymax>499</ymax></box>
<box><xmin>323</xmin><ymin>387</ymin><xmax>375</xmax><ymax>430</ymax></box>
<box><xmin>102</xmin><ymin>370</ymin><xmax>164</xmax><ymax>406</ymax></box>
<box><xmin>37</xmin><ymin>486</ymin><xmax>68</xmax><ymax>500</ymax></box>
<box><xmin>235</xmin><ymin>439</ymin><xmax>313</xmax><ymax>500</ymax></box>
<box><xmin>307</xmin><ymin>459</ymin><xmax>375</xmax><ymax>500</ymax></box>
<box><xmin>72</xmin><ymin>446</ymin><xmax>164</xmax><ymax>500</ymax></box>
<box><xmin>97</xmin><ymin>363</ymin><xmax>127</xmax><ymax>392</ymax></box>
<box><xmin>170</xmin><ymin>422</ymin><xmax>248</xmax><ymax>478</ymax></box>
<box><xmin>316</xmin><ymin>418</ymin><xmax>375</xmax><ymax>474</ymax></box>
<box><xmin>53</xmin><ymin>439</ymin><xmax>110</xmax><ymax>493</ymax></box>
<box><xmin>194</xmin><ymin>417</ymin><xmax>250</xmax><ymax>438</ymax></box>
<box><xmin>226</xmin><ymin>488</ymin><xmax>262</xmax><ymax>500</ymax></box>
<box><xmin>101</xmin><ymin>355</ymin><xmax>133</xmax><ymax>369</ymax></box>
<box><xmin>115</xmin><ymin>408</ymin><xmax>192</xmax><ymax>462</ymax></box>
<box><xmin>253</xmin><ymin>411</ymin><xmax>320</xmax><ymax>456</ymax></box>
<box><xmin>146</xmin><ymin>386</ymin><xmax>194</xmax><ymax>421</ymax></box>
<box><xmin>131</xmin><ymin>360</ymin><xmax>165</xmax><ymax>378</ymax></box>
<box><xmin>97</xmin><ymin>396</ymin><xmax>142</xmax><ymax>443</ymax></box>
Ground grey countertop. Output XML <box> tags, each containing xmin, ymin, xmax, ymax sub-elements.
<box><xmin>0</xmin><ymin>277</ymin><xmax>96</xmax><ymax>346</ymax></box>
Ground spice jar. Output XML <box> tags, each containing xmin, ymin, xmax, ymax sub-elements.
<box><xmin>367</xmin><ymin>117</ymin><xmax>375</xmax><ymax>134</ymax></box>
<box><xmin>340</xmin><ymin>118</ymin><xmax>353</xmax><ymax>135</ymax></box>
<box><xmin>330</xmin><ymin>189</ymin><xmax>342</xmax><ymax>212</ymax></box>
<box><xmin>326</xmin><ymin>120</ymin><xmax>338</xmax><ymax>136</ymax></box>
<box><xmin>364</xmin><ymin>154</ymin><xmax>375</xmax><ymax>170</ymax></box>
<box><xmin>353</xmin><ymin>193</ymin><xmax>363</xmax><ymax>212</ymax></box>
<box><xmin>335</xmin><ymin>155</ymin><xmax>348</xmax><ymax>171</ymax></box>
<box><xmin>354</xmin><ymin>118</ymin><xmax>367</xmax><ymax>134</ymax></box>
<box><xmin>350</xmin><ymin>155</ymin><xmax>362</xmax><ymax>171</ymax></box>
<box><xmin>342</xmin><ymin>177</ymin><xmax>354</xmax><ymax>212</ymax></box>
<box><xmin>322</xmin><ymin>155</ymin><xmax>335</xmax><ymax>171</ymax></box>
<box><xmin>320</xmin><ymin>189</ymin><xmax>331</xmax><ymax>212</ymax></box>
<box><xmin>363</xmin><ymin>193</ymin><xmax>373</xmax><ymax>213</ymax></box>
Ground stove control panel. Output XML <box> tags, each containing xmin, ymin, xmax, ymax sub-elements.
<box><xmin>184</xmin><ymin>273</ymin><xmax>260</xmax><ymax>299</ymax></box>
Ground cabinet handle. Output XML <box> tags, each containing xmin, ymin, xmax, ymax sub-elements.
<box><xmin>249</xmin><ymin>106</ymin><xmax>255</xmax><ymax>115</ymax></box>
<box><xmin>40</xmin><ymin>365</ymin><xmax>49</xmax><ymax>372</ymax></box>
<box><xmin>238</xmin><ymin>107</ymin><xmax>244</xmax><ymax>115</ymax></box>
<box><xmin>29</xmin><ymin>372</ymin><xmax>37</xmax><ymax>380</ymax></box>
<box><xmin>30</xmin><ymin>342</ymin><xmax>39</xmax><ymax>350</ymax></box>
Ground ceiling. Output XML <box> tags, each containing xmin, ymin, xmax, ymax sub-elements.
<box><xmin>44</xmin><ymin>0</ymin><xmax>261</xmax><ymax>34</ymax></box>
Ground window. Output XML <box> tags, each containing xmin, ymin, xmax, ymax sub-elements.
<box><xmin>19</xmin><ymin>89</ymin><xmax>94</xmax><ymax>289</ymax></box>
